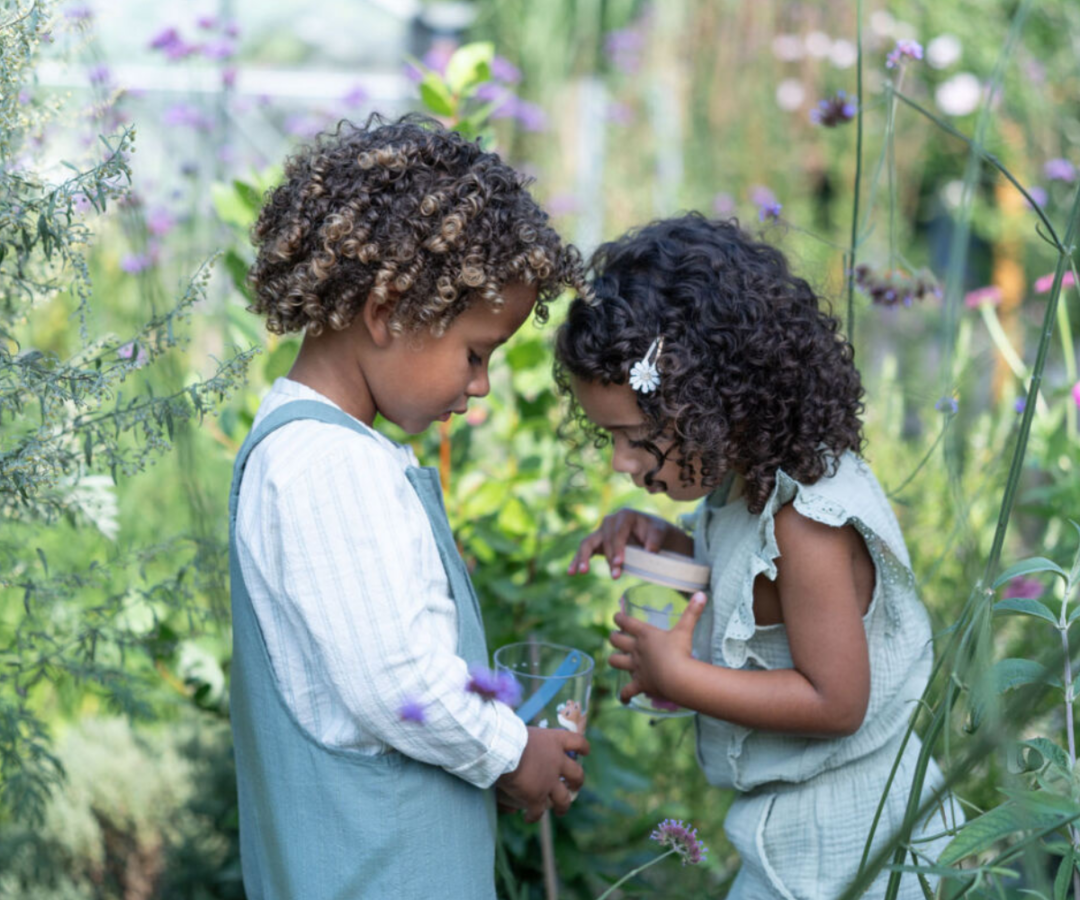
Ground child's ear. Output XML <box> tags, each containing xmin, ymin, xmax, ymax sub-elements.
<box><xmin>361</xmin><ymin>293</ymin><xmax>396</xmax><ymax>348</ymax></box>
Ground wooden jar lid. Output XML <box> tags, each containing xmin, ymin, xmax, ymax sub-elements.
<box><xmin>621</xmin><ymin>546</ymin><xmax>711</xmax><ymax>593</ymax></box>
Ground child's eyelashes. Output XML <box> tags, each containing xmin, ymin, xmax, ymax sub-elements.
<box><xmin>468</xmin><ymin>350</ymin><xmax>483</xmax><ymax>366</ymax></box>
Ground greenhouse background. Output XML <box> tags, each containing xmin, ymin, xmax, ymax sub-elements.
<box><xmin>2</xmin><ymin>0</ymin><xmax>1080</xmax><ymax>897</ymax></box>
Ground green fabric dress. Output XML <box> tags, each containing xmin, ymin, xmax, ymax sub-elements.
<box><xmin>691</xmin><ymin>451</ymin><xmax>956</xmax><ymax>899</ymax></box>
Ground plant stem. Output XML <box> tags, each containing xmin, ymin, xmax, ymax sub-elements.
<box><xmin>594</xmin><ymin>848</ymin><xmax>678</xmax><ymax>900</ymax></box>
<box><xmin>846</xmin><ymin>0</ymin><xmax>864</xmax><ymax>344</ymax></box>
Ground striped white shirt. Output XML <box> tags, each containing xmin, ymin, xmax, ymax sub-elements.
<box><xmin>235</xmin><ymin>378</ymin><xmax>527</xmax><ymax>788</ymax></box>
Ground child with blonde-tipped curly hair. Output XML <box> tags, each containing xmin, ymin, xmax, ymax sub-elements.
<box><xmin>229</xmin><ymin>113</ymin><xmax>588</xmax><ymax>900</ymax></box>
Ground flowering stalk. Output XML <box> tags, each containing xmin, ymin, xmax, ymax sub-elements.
<box><xmin>594</xmin><ymin>848</ymin><xmax>678</xmax><ymax>900</ymax></box>
<box><xmin>845</xmin><ymin>0</ymin><xmax>864</xmax><ymax>342</ymax></box>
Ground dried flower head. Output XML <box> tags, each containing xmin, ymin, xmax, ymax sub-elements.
<box><xmin>650</xmin><ymin>819</ymin><xmax>708</xmax><ymax>866</ymax></box>
<box><xmin>854</xmin><ymin>264</ymin><xmax>941</xmax><ymax>307</ymax></box>
<box><xmin>466</xmin><ymin>665</ymin><xmax>523</xmax><ymax>707</ymax></box>
<box><xmin>811</xmin><ymin>91</ymin><xmax>857</xmax><ymax>127</ymax></box>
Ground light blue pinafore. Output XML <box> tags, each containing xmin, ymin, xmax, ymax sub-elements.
<box><xmin>692</xmin><ymin>452</ymin><xmax>957</xmax><ymax>900</ymax></box>
<box><xmin>228</xmin><ymin>400</ymin><xmax>498</xmax><ymax>900</ymax></box>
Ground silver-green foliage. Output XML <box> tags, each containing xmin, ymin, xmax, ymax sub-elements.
<box><xmin>0</xmin><ymin>0</ymin><xmax>255</xmax><ymax>825</ymax></box>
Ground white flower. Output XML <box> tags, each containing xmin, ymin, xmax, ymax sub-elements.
<box><xmin>629</xmin><ymin>359</ymin><xmax>660</xmax><ymax>393</ymax></box>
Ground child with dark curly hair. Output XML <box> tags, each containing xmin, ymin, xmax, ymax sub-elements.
<box><xmin>556</xmin><ymin>213</ymin><xmax>953</xmax><ymax>899</ymax></box>
<box><xmin>228</xmin><ymin>113</ymin><xmax>589</xmax><ymax>900</ymax></box>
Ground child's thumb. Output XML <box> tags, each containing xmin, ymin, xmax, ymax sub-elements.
<box><xmin>677</xmin><ymin>592</ymin><xmax>707</xmax><ymax>631</ymax></box>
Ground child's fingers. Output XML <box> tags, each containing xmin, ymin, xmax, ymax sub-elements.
<box><xmin>568</xmin><ymin>531</ymin><xmax>604</xmax><ymax>574</ymax></box>
<box><xmin>559</xmin><ymin>756</ymin><xmax>585</xmax><ymax>792</ymax></box>
<box><xmin>603</xmin><ymin>515</ymin><xmax>639</xmax><ymax>577</ymax></box>
<box><xmin>559</xmin><ymin>731</ymin><xmax>590</xmax><ymax>758</ymax></box>
<box><xmin>612</xmin><ymin>610</ymin><xmax>646</xmax><ymax>635</ymax></box>
<box><xmin>522</xmin><ymin>802</ymin><xmax>547</xmax><ymax>824</ymax></box>
<box><xmin>608</xmin><ymin>650</ymin><xmax>633</xmax><ymax>672</ymax></box>
<box><xmin>619</xmin><ymin>678</ymin><xmax>644</xmax><ymax>704</ymax></box>
<box><xmin>674</xmin><ymin>592</ymin><xmax>707</xmax><ymax>633</ymax></box>
<box><xmin>609</xmin><ymin>630</ymin><xmax>635</xmax><ymax>653</ymax></box>
<box><xmin>550</xmin><ymin>781</ymin><xmax>575</xmax><ymax>817</ymax></box>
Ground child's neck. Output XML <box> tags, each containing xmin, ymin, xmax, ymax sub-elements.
<box><xmin>287</xmin><ymin>326</ymin><xmax>377</xmax><ymax>426</ymax></box>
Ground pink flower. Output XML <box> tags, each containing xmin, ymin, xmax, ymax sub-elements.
<box><xmin>1033</xmin><ymin>270</ymin><xmax>1077</xmax><ymax>294</ymax></box>
<box><xmin>964</xmin><ymin>285</ymin><xmax>1002</xmax><ymax>309</ymax></box>
<box><xmin>650</xmin><ymin>819</ymin><xmax>708</xmax><ymax>866</ymax></box>
<box><xmin>886</xmin><ymin>39</ymin><xmax>924</xmax><ymax>69</ymax></box>
<box><xmin>1073</xmin><ymin>380</ymin><xmax>1080</xmax><ymax>411</ymax></box>
<box><xmin>465</xmin><ymin>406</ymin><xmax>488</xmax><ymax>426</ymax></box>
<box><xmin>146</xmin><ymin>206</ymin><xmax>175</xmax><ymax>237</ymax></box>
<box><xmin>117</xmin><ymin>341</ymin><xmax>149</xmax><ymax>368</ymax></box>
<box><xmin>712</xmin><ymin>192</ymin><xmax>736</xmax><ymax>217</ymax></box>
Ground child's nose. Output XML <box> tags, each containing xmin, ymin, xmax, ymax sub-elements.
<box><xmin>467</xmin><ymin>367</ymin><xmax>490</xmax><ymax>398</ymax></box>
<box><xmin>611</xmin><ymin>444</ymin><xmax>638</xmax><ymax>476</ymax></box>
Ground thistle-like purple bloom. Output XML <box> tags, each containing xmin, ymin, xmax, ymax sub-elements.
<box><xmin>87</xmin><ymin>64</ymin><xmax>110</xmax><ymax>86</ymax></box>
<box><xmin>120</xmin><ymin>253</ymin><xmax>151</xmax><ymax>274</ymax></box>
<box><xmin>758</xmin><ymin>201</ymin><xmax>783</xmax><ymax>222</ymax></box>
<box><xmin>491</xmin><ymin>56</ymin><xmax>522</xmax><ymax>84</ymax></box>
<box><xmin>1044</xmin><ymin>158</ymin><xmax>1076</xmax><ymax>183</ymax></box>
<box><xmin>202</xmin><ymin>39</ymin><xmax>237</xmax><ymax>61</ymax></box>
<box><xmin>1014</xmin><ymin>397</ymin><xmax>1026</xmax><ymax>414</ymax></box>
<box><xmin>399</xmin><ymin>698</ymin><xmax>426</xmax><ymax>724</ymax></box>
<box><xmin>650</xmin><ymin>819</ymin><xmax>708</xmax><ymax>866</ymax></box>
<box><xmin>466</xmin><ymin>665</ymin><xmax>523</xmax><ymax>707</ymax></box>
<box><xmin>811</xmin><ymin>90</ymin><xmax>856</xmax><ymax>127</ymax></box>
<box><xmin>935</xmin><ymin>396</ymin><xmax>958</xmax><ymax>415</ymax></box>
<box><xmin>854</xmin><ymin>264</ymin><xmax>941</xmax><ymax>308</ymax></box>
<box><xmin>1026</xmin><ymin>186</ymin><xmax>1048</xmax><ymax>210</ymax></box>
<box><xmin>149</xmin><ymin>26</ymin><xmax>181</xmax><ymax>50</ymax></box>
<box><xmin>886</xmin><ymin>39</ymin><xmax>924</xmax><ymax>69</ymax></box>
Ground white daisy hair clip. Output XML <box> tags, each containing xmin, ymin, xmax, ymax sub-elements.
<box><xmin>629</xmin><ymin>337</ymin><xmax>664</xmax><ymax>394</ymax></box>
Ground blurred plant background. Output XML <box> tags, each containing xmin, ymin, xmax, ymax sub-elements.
<box><xmin>2</xmin><ymin>0</ymin><xmax>1080</xmax><ymax>897</ymax></box>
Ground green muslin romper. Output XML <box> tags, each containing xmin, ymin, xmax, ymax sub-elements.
<box><xmin>229</xmin><ymin>400</ymin><xmax>500</xmax><ymax>900</ymax></box>
<box><xmin>692</xmin><ymin>451</ymin><xmax>955</xmax><ymax>900</ymax></box>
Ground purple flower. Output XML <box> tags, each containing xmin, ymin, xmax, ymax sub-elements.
<box><xmin>64</xmin><ymin>4</ymin><xmax>93</xmax><ymax>21</ymax></box>
<box><xmin>1014</xmin><ymin>396</ymin><xmax>1026</xmax><ymax>414</ymax></box>
<box><xmin>196</xmin><ymin>15</ymin><xmax>217</xmax><ymax>29</ymax></box>
<box><xmin>1073</xmin><ymin>380</ymin><xmax>1080</xmax><ymax>411</ymax></box>
<box><xmin>605</xmin><ymin>101</ymin><xmax>634</xmax><ymax>125</ymax></box>
<box><xmin>854</xmin><ymin>264</ymin><xmax>941</xmax><ymax>308</ymax></box>
<box><xmin>1026</xmin><ymin>186</ymin><xmax>1048</xmax><ymax>211</ymax></box>
<box><xmin>605</xmin><ymin>26</ymin><xmax>645</xmax><ymax>74</ymax></box>
<box><xmin>117</xmin><ymin>341</ymin><xmax>149</xmax><ymax>368</ymax></box>
<box><xmin>284</xmin><ymin>113</ymin><xmax>328</xmax><ymax>139</ymax></box>
<box><xmin>474</xmin><ymin>82</ymin><xmax>516</xmax><ymax>115</ymax></box>
<box><xmin>222</xmin><ymin>66</ymin><xmax>237</xmax><ymax>89</ymax></box>
<box><xmin>886</xmin><ymin>39</ymin><xmax>924</xmax><ymax>69</ymax></box>
<box><xmin>164</xmin><ymin>40</ymin><xmax>201</xmax><ymax>61</ymax></box>
<box><xmin>712</xmin><ymin>192</ymin><xmax>736</xmax><ymax>217</ymax></box>
<box><xmin>202</xmin><ymin>39</ymin><xmax>236</xmax><ymax>61</ymax></box>
<box><xmin>758</xmin><ymin>201</ymin><xmax>783</xmax><ymax>222</ymax></box>
<box><xmin>1004</xmin><ymin>576</ymin><xmax>1044</xmax><ymax>600</ymax></box>
<box><xmin>223</xmin><ymin>20</ymin><xmax>240</xmax><ymax>38</ymax></box>
<box><xmin>749</xmin><ymin>184</ymin><xmax>777</xmax><ymax>207</ymax></box>
<box><xmin>650</xmin><ymin>819</ymin><xmax>709</xmax><ymax>866</ymax></box>
<box><xmin>399</xmin><ymin>698</ymin><xmax>426</xmax><ymax>724</ymax></box>
<box><xmin>146</xmin><ymin>206</ymin><xmax>175</xmax><ymax>237</ymax></box>
<box><xmin>1044</xmin><ymin>158</ymin><xmax>1076</xmax><ymax>183</ymax></box>
<box><xmin>163</xmin><ymin>102</ymin><xmax>210</xmax><ymax>130</ymax></box>
<box><xmin>466</xmin><ymin>665</ymin><xmax>523</xmax><ymax>707</ymax></box>
<box><xmin>422</xmin><ymin>43</ymin><xmax>456</xmax><ymax>76</ymax></box>
<box><xmin>18</xmin><ymin>89</ymin><xmax>31</xmax><ymax>105</ymax></box>
<box><xmin>87</xmin><ymin>64</ymin><xmax>110</xmax><ymax>86</ymax></box>
<box><xmin>512</xmin><ymin>99</ymin><xmax>547</xmax><ymax>133</ymax></box>
<box><xmin>491</xmin><ymin>56</ymin><xmax>522</xmax><ymax>84</ymax></box>
<box><xmin>546</xmin><ymin>193</ymin><xmax>580</xmax><ymax>216</ymax></box>
<box><xmin>120</xmin><ymin>253</ymin><xmax>151</xmax><ymax>274</ymax></box>
<box><xmin>149</xmin><ymin>26</ymin><xmax>181</xmax><ymax>50</ymax></box>
<box><xmin>1034</xmin><ymin>270</ymin><xmax>1077</xmax><ymax>294</ymax></box>
<box><xmin>342</xmin><ymin>84</ymin><xmax>368</xmax><ymax>108</ymax></box>
<box><xmin>935</xmin><ymin>396</ymin><xmax>959</xmax><ymax>415</ymax></box>
<box><xmin>811</xmin><ymin>90</ymin><xmax>857</xmax><ymax>127</ymax></box>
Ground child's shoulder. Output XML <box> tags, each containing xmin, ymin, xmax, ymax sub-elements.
<box><xmin>247</xmin><ymin>379</ymin><xmax>415</xmax><ymax>496</ymax></box>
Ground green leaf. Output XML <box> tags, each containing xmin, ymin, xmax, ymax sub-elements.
<box><xmin>223</xmin><ymin>249</ymin><xmax>253</xmax><ymax>300</ymax></box>
<box><xmin>1022</xmin><ymin>738</ymin><xmax>1073</xmax><ymax>775</ymax></box>
<box><xmin>445</xmin><ymin>42</ymin><xmax>494</xmax><ymax>94</ymax></box>
<box><xmin>994</xmin><ymin>598</ymin><xmax>1058</xmax><ymax>626</ymax></box>
<box><xmin>419</xmin><ymin>75</ymin><xmax>455</xmax><ymax>117</ymax></box>
<box><xmin>1054</xmin><ymin>846</ymin><xmax>1074</xmax><ymax>900</ymax></box>
<box><xmin>938</xmin><ymin>800</ymin><xmax>1064</xmax><ymax>866</ymax></box>
<box><xmin>232</xmin><ymin>179</ymin><xmax>264</xmax><ymax>213</ymax></box>
<box><xmin>211</xmin><ymin>182</ymin><xmax>257</xmax><ymax>230</ymax></box>
<box><xmin>506</xmin><ymin>338</ymin><xmax>546</xmax><ymax>372</ymax></box>
<box><xmin>993</xmin><ymin>558</ymin><xmax>1068</xmax><ymax>589</ymax></box>
<box><xmin>991</xmin><ymin>658</ymin><xmax>1061</xmax><ymax>694</ymax></box>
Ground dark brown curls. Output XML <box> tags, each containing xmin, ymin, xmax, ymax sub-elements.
<box><xmin>248</xmin><ymin>112</ymin><xmax>585</xmax><ymax>336</ymax></box>
<box><xmin>554</xmin><ymin>213</ymin><xmax>865</xmax><ymax>514</ymax></box>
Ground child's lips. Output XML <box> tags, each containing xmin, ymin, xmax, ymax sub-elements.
<box><xmin>437</xmin><ymin>407</ymin><xmax>468</xmax><ymax>422</ymax></box>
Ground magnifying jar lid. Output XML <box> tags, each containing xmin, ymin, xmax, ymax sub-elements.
<box><xmin>621</xmin><ymin>546</ymin><xmax>711</xmax><ymax>593</ymax></box>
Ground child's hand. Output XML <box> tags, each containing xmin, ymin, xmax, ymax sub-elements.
<box><xmin>610</xmin><ymin>592</ymin><xmax>707</xmax><ymax>703</ymax></box>
<box><xmin>568</xmin><ymin>508</ymin><xmax>677</xmax><ymax>578</ymax></box>
<box><xmin>497</xmin><ymin>727</ymin><xmax>589</xmax><ymax>823</ymax></box>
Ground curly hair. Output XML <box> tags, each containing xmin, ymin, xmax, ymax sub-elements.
<box><xmin>554</xmin><ymin>213</ymin><xmax>864</xmax><ymax>514</ymax></box>
<box><xmin>249</xmin><ymin>112</ymin><xmax>585</xmax><ymax>336</ymax></box>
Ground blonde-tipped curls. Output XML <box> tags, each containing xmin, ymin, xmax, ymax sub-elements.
<box><xmin>249</xmin><ymin>113</ymin><xmax>586</xmax><ymax>337</ymax></box>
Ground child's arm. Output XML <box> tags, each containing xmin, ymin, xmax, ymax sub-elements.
<box><xmin>610</xmin><ymin>505</ymin><xmax>871</xmax><ymax>738</ymax></box>
<box><xmin>568</xmin><ymin>508</ymin><xmax>694</xmax><ymax>578</ymax></box>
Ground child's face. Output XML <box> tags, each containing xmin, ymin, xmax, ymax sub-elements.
<box><xmin>571</xmin><ymin>377</ymin><xmax>711</xmax><ymax>502</ymax></box>
<box><xmin>367</xmin><ymin>281</ymin><xmax>537</xmax><ymax>434</ymax></box>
